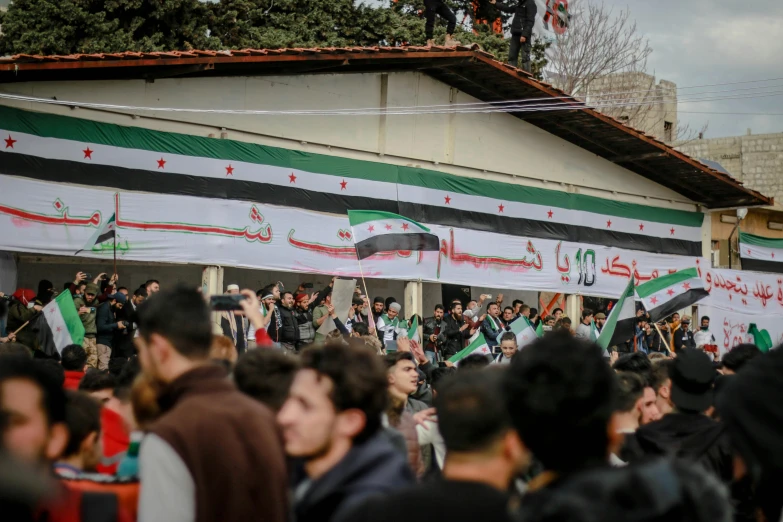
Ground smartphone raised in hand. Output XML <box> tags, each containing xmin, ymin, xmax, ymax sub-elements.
<box><xmin>210</xmin><ymin>294</ymin><xmax>247</xmax><ymax>311</ymax></box>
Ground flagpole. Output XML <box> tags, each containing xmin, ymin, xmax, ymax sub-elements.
<box><xmin>350</xmin><ymin>227</ymin><xmax>376</xmax><ymax>333</ymax></box>
<box><xmin>113</xmin><ymin>231</ymin><xmax>117</xmax><ymax>278</ymax></box>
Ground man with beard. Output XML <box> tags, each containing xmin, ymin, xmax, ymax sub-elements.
<box><xmin>501</xmin><ymin>307</ymin><xmax>515</xmax><ymax>327</ymax></box>
<box><xmin>96</xmin><ymin>292</ymin><xmax>127</xmax><ymax>370</ymax></box>
<box><xmin>440</xmin><ymin>302</ymin><xmax>474</xmax><ymax>360</ymax></box>
<box><xmin>278</xmin><ymin>291</ymin><xmax>299</xmax><ymax>353</ymax></box>
<box><xmin>294</xmin><ymin>294</ymin><xmax>316</xmax><ymax>349</ymax></box>
<box><xmin>74</xmin><ymin>284</ymin><xmax>101</xmax><ymax>369</ymax></box>
<box><xmin>135</xmin><ymin>287</ymin><xmax>288</xmax><ymax>522</ymax></box>
<box><xmin>278</xmin><ymin>343</ymin><xmax>413</xmax><ymax>522</ymax></box>
<box><xmin>423</xmin><ymin>305</ymin><xmax>445</xmax><ymax>363</ymax></box>
<box><xmin>481</xmin><ymin>303</ymin><xmax>504</xmax><ymax>353</ymax></box>
<box><xmin>221</xmin><ymin>284</ymin><xmax>249</xmax><ymax>355</ymax></box>
<box><xmin>372</xmin><ymin>297</ymin><xmax>385</xmax><ymax>318</ymax></box>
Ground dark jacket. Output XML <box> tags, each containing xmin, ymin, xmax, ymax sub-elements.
<box><xmin>495</xmin><ymin>0</ymin><xmax>537</xmax><ymax>39</ymax></box>
<box><xmin>6</xmin><ymin>300</ymin><xmax>38</xmax><ymax>350</ymax></box>
<box><xmin>96</xmin><ymin>301</ymin><xmax>119</xmax><ymax>347</ymax></box>
<box><xmin>646</xmin><ymin>329</ymin><xmax>671</xmax><ymax>353</ymax></box>
<box><xmin>480</xmin><ymin>315</ymin><xmax>504</xmax><ymax>349</ymax></box>
<box><xmin>672</xmin><ymin>329</ymin><xmax>696</xmax><ymax>351</ymax></box>
<box><xmin>278</xmin><ymin>305</ymin><xmax>299</xmax><ymax>344</ymax></box>
<box><xmin>624</xmin><ymin>413</ymin><xmax>733</xmax><ymax>484</ymax></box>
<box><xmin>294</xmin><ymin>308</ymin><xmax>315</xmax><ymax>349</ymax></box>
<box><xmin>149</xmin><ymin>366</ymin><xmax>289</xmax><ymax>522</ymax></box>
<box><xmin>293</xmin><ymin>432</ymin><xmax>414</xmax><ymax>522</ymax></box>
<box><xmin>422</xmin><ymin>316</ymin><xmax>444</xmax><ymax>353</ymax></box>
<box><xmin>439</xmin><ymin>315</ymin><xmax>472</xmax><ymax>359</ymax></box>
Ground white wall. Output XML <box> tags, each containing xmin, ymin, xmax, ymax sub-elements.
<box><xmin>0</xmin><ymin>71</ymin><xmax>698</xmax><ymax>211</ymax></box>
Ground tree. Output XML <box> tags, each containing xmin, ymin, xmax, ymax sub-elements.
<box><xmin>0</xmin><ymin>0</ymin><xmax>220</xmax><ymax>55</ymax></box>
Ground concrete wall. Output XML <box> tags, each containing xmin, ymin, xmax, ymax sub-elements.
<box><xmin>0</xmin><ymin>71</ymin><xmax>698</xmax><ymax>211</ymax></box>
<box><xmin>678</xmin><ymin>132</ymin><xmax>783</xmax><ymax>209</ymax></box>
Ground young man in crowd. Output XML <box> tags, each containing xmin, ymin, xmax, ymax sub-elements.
<box><xmin>54</xmin><ymin>391</ymin><xmax>103</xmax><ymax>478</ymax></box>
<box><xmin>721</xmin><ymin>344</ymin><xmax>761</xmax><ymax>375</ymax></box>
<box><xmin>502</xmin><ymin>306</ymin><xmax>515</xmax><ymax>326</ymax></box>
<box><xmin>278</xmin><ymin>343</ymin><xmax>413</xmax><ymax>522</ymax></box>
<box><xmin>384</xmin><ymin>351</ymin><xmax>427</xmax><ymax>476</ymax></box>
<box><xmin>612</xmin><ymin>372</ymin><xmax>645</xmax><ymax>465</ymax></box>
<box><xmin>552</xmin><ymin>307</ymin><xmax>564</xmax><ymax>321</ymax></box>
<box><xmin>372</xmin><ymin>297</ymin><xmax>385</xmax><ymax>318</ymax></box>
<box><xmin>312</xmin><ymin>290</ymin><xmax>334</xmax><ymax>344</ymax></box>
<box><xmin>346</xmin><ymin>371</ymin><xmax>528</xmax><ymax>522</ymax></box>
<box><xmin>672</xmin><ymin>315</ymin><xmax>696</xmax><ymax>351</ymax></box>
<box><xmin>135</xmin><ymin>287</ymin><xmax>288</xmax><ymax>522</ymax></box>
<box><xmin>650</xmin><ymin>358</ymin><xmax>675</xmax><ymax>416</ymax></box>
<box><xmin>423</xmin><ymin>304</ymin><xmax>446</xmax><ymax>363</ymax></box>
<box><xmin>73</xmin><ymin>283</ymin><xmax>101</xmax><ymax>369</ymax></box>
<box><xmin>234</xmin><ymin>349</ymin><xmax>300</xmax><ymax>412</ymax></box>
<box><xmin>493</xmin><ymin>332</ymin><xmax>518</xmax><ymax>365</ymax></box>
<box><xmin>144</xmin><ymin>280</ymin><xmax>160</xmax><ymax>296</ymax></box>
<box><xmin>612</xmin><ymin>353</ymin><xmax>661</xmax><ymax>425</ymax></box>
<box><xmin>277</xmin><ymin>291</ymin><xmax>300</xmax><ymax>353</ymax></box>
<box><xmin>481</xmin><ymin>302</ymin><xmax>505</xmax><ymax>352</ymax></box>
<box><xmin>221</xmin><ymin>284</ymin><xmax>250</xmax><ymax>354</ymax></box>
<box><xmin>376</xmin><ymin>302</ymin><xmax>402</xmax><ymax>351</ymax></box>
<box><xmin>441</xmin><ymin>301</ymin><xmax>474</xmax><ymax>360</ymax></box>
<box><xmin>575</xmin><ymin>309</ymin><xmax>594</xmax><ymax>340</ymax></box>
<box><xmin>61</xmin><ymin>345</ymin><xmax>88</xmax><ymax>390</ymax></box>
<box><xmin>694</xmin><ymin>315</ymin><xmax>716</xmax><ymax>349</ymax></box>
<box><xmin>96</xmin><ymin>291</ymin><xmax>127</xmax><ymax>370</ymax></box>
<box><xmin>78</xmin><ymin>371</ymin><xmax>116</xmax><ymax>404</ymax></box>
<box><xmin>594</xmin><ymin>312</ymin><xmax>606</xmax><ymax>334</ymax></box>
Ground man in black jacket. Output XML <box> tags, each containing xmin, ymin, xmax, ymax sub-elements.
<box><xmin>422</xmin><ymin>304</ymin><xmax>445</xmax><ymax>363</ymax></box>
<box><xmin>439</xmin><ymin>302</ymin><xmax>473</xmax><ymax>360</ymax></box>
<box><xmin>278</xmin><ymin>292</ymin><xmax>300</xmax><ymax>353</ymax></box>
<box><xmin>672</xmin><ymin>317</ymin><xmax>696</xmax><ymax>351</ymax></box>
<box><xmin>490</xmin><ymin>0</ymin><xmax>538</xmax><ymax>72</ymax></box>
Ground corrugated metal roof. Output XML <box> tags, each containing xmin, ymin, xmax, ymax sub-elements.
<box><xmin>0</xmin><ymin>45</ymin><xmax>772</xmax><ymax>208</ymax></box>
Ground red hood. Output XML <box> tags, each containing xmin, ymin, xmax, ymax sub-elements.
<box><xmin>63</xmin><ymin>371</ymin><xmax>84</xmax><ymax>390</ymax></box>
<box><xmin>96</xmin><ymin>407</ymin><xmax>130</xmax><ymax>475</ymax></box>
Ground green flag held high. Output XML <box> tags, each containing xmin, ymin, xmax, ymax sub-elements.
<box><xmin>448</xmin><ymin>333</ymin><xmax>492</xmax><ymax>365</ymax></box>
<box><xmin>597</xmin><ymin>277</ymin><xmax>636</xmax><ymax>353</ymax></box>
<box><xmin>748</xmin><ymin>323</ymin><xmax>773</xmax><ymax>353</ymax></box>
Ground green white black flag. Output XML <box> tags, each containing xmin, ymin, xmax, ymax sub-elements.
<box><xmin>635</xmin><ymin>268</ymin><xmax>709</xmax><ymax>322</ymax></box>
<box><xmin>597</xmin><ymin>277</ymin><xmax>636</xmax><ymax>353</ymax></box>
<box><xmin>347</xmin><ymin>210</ymin><xmax>440</xmax><ymax>260</ymax></box>
<box><xmin>75</xmin><ymin>213</ymin><xmax>116</xmax><ymax>255</ymax></box>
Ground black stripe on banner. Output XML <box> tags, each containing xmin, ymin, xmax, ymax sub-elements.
<box><xmin>607</xmin><ymin>317</ymin><xmax>637</xmax><ymax>348</ymax></box>
<box><xmin>740</xmin><ymin>258</ymin><xmax>783</xmax><ymax>274</ymax></box>
<box><xmin>355</xmin><ymin>233</ymin><xmax>440</xmax><ymax>260</ymax></box>
<box><xmin>2</xmin><ymin>153</ymin><xmax>701</xmax><ymax>256</ymax></box>
<box><xmin>647</xmin><ymin>289</ymin><xmax>711</xmax><ymax>323</ymax></box>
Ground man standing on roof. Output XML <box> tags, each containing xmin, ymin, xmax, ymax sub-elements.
<box><xmin>425</xmin><ymin>0</ymin><xmax>459</xmax><ymax>48</ymax></box>
<box><xmin>490</xmin><ymin>0</ymin><xmax>538</xmax><ymax>73</ymax></box>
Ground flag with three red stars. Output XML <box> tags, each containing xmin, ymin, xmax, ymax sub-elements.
<box><xmin>635</xmin><ymin>268</ymin><xmax>709</xmax><ymax>322</ymax></box>
<box><xmin>347</xmin><ymin>210</ymin><xmax>440</xmax><ymax>260</ymax></box>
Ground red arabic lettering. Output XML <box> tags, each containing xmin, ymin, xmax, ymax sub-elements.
<box><xmin>704</xmin><ymin>270</ymin><xmax>749</xmax><ymax>297</ymax></box>
<box><xmin>442</xmin><ymin>230</ymin><xmax>543</xmax><ymax>271</ymax></box>
<box><xmin>115</xmin><ymin>194</ymin><xmax>272</xmax><ymax>243</ymax></box>
<box><xmin>0</xmin><ymin>202</ymin><xmax>101</xmax><ymax>227</ymax></box>
<box><xmin>753</xmin><ymin>281</ymin><xmax>774</xmax><ymax>307</ymax></box>
<box><xmin>723</xmin><ymin>318</ymin><xmax>750</xmax><ymax>350</ymax></box>
<box><xmin>286</xmin><ymin>230</ymin><xmax>412</xmax><ymax>260</ymax></box>
<box><xmin>602</xmin><ymin>256</ymin><xmax>631</xmax><ymax>278</ymax></box>
<box><xmin>555</xmin><ymin>242</ymin><xmax>571</xmax><ymax>283</ymax></box>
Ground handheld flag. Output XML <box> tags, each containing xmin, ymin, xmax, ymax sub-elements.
<box><xmin>76</xmin><ymin>213</ymin><xmax>116</xmax><ymax>255</ymax></box>
<box><xmin>597</xmin><ymin>277</ymin><xmax>636</xmax><ymax>353</ymax></box>
<box><xmin>748</xmin><ymin>323</ymin><xmax>773</xmax><ymax>353</ymax></box>
<box><xmin>509</xmin><ymin>316</ymin><xmax>539</xmax><ymax>349</ymax></box>
<box><xmin>448</xmin><ymin>333</ymin><xmax>492</xmax><ymax>365</ymax></box>
<box><xmin>407</xmin><ymin>316</ymin><xmax>420</xmax><ymax>343</ymax></box>
<box><xmin>635</xmin><ymin>268</ymin><xmax>709</xmax><ymax>322</ymax></box>
<box><xmin>535</xmin><ymin>321</ymin><xmax>544</xmax><ymax>338</ymax></box>
<box><xmin>35</xmin><ymin>292</ymin><xmax>86</xmax><ymax>356</ymax></box>
<box><xmin>347</xmin><ymin>210</ymin><xmax>440</xmax><ymax>260</ymax></box>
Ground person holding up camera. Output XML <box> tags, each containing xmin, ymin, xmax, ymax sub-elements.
<box><xmin>96</xmin><ymin>291</ymin><xmax>127</xmax><ymax>370</ymax></box>
<box><xmin>489</xmin><ymin>0</ymin><xmax>538</xmax><ymax>72</ymax></box>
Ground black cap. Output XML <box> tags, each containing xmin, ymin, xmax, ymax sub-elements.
<box><xmin>373</xmin><ymin>296</ymin><xmax>385</xmax><ymax>304</ymax></box>
<box><xmin>670</xmin><ymin>349</ymin><xmax>715</xmax><ymax>412</ymax></box>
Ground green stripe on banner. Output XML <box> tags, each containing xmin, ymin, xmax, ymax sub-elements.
<box><xmin>0</xmin><ymin>105</ymin><xmax>704</xmax><ymax>228</ymax></box>
<box><xmin>347</xmin><ymin>210</ymin><xmax>429</xmax><ymax>230</ymax></box>
<box><xmin>740</xmin><ymin>232</ymin><xmax>783</xmax><ymax>249</ymax></box>
<box><xmin>635</xmin><ymin>268</ymin><xmax>701</xmax><ymax>298</ymax></box>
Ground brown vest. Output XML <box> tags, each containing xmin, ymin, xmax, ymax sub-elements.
<box><xmin>151</xmin><ymin>365</ymin><xmax>289</xmax><ymax>522</ymax></box>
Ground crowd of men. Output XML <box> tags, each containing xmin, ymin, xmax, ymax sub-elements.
<box><xmin>0</xmin><ymin>272</ymin><xmax>779</xmax><ymax>522</ymax></box>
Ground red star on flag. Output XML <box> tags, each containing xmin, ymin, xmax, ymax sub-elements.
<box><xmin>683</xmin><ymin>283</ymin><xmax>691</xmax><ymax>290</ymax></box>
<box><xmin>666</xmin><ymin>289</ymin><xmax>675</xmax><ymax>296</ymax></box>
<box><xmin>49</xmin><ymin>307</ymin><xmax>56</xmax><ymax>315</ymax></box>
<box><xmin>83</xmin><ymin>147</ymin><xmax>93</xmax><ymax>159</ymax></box>
<box><xmin>748</xmin><ymin>249</ymin><xmax>752</xmax><ymax>255</ymax></box>
<box><xmin>157</xmin><ymin>158</ymin><xmax>166</xmax><ymax>169</ymax></box>
<box><xmin>650</xmin><ymin>296</ymin><xmax>658</xmax><ymax>305</ymax></box>
<box><xmin>670</xmin><ymin>228</ymin><xmax>676</xmax><ymax>235</ymax></box>
<box><xmin>402</xmin><ymin>223</ymin><xmax>410</xmax><ymax>231</ymax></box>
<box><xmin>772</xmin><ymin>253</ymin><xmax>776</xmax><ymax>259</ymax></box>
<box><xmin>340</xmin><ymin>179</ymin><xmax>348</xmax><ymax>190</ymax></box>
<box><xmin>547</xmin><ymin>210</ymin><xmax>554</xmax><ymax>219</ymax></box>
<box><xmin>498</xmin><ymin>204</ymin><xmax>505</xmax><ymax>213</ymax></box>
<box><xmin>444</xmin><ymin>195</ymin><xmax>451</xmax><ymax>205</ymax></box>
<box><xmin>289</xmin><ymin>173</ymin><xmax>297</xmax><ymax>183</ymax></box>
<box><xmin>225</xmin><ymin>165</ymin><xmax>235</xmax><ymax>176</ymax></box>
<box><xmin>639</xmin><ymin>223</ymin><xmax>645</xmax><ymax>231</ymax></box>
<box><xmin>385</xmin><ymin>224</ymin><xmax>393</xmax><ymax>231</ymax></box>
<box><xmin>606</xmin><ymin>220</ymin><xmax>612</xmax><ymax>228</ymax></box>
<box><xmin>4</xmin><ymin>135</ymin><xmax>16</xmax><ymax>149</ymax></box>
<box><xmin>368</xmin><ymin>225</ymin><xmax>375</xmax><ymax>233</ymax></box>
<box><xmin>56</xmin><ymin>326</ymin><xmax>62</xmax><ymax>333</ymax></box>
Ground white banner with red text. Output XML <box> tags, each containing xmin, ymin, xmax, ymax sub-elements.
<box><xmin>0</xmin><ymin>175</ymin><xmax>700</xmax><ymax>297</ymax></box>
<box><xmin>697</xmin><ymin>264</ymin><xmax>783</xmax><ymax>315</ymax></box>
<box><xmin>697</xmin><ymin>305</ymin><xmax>783</xmax><ymax>355</ymax></box>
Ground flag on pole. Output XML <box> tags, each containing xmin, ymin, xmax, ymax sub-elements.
<box><xmin>748</xmin><ymin>323</ymin><xmax>773</xmax><ymax>353</ymax></box>
<box><xmin>75</xmin><ymin>213</ymin><xmax>116</xmax><ymax>255</ymax></box>
<box><xmin>35</xmin><ymin>291</ymin><xmax>85</xmax><ymax>356</ymax></box>
<box><xmin>597</xmin><ymin>277</ymin><xmax>636</xmax><ymax>353</ymax></box>
<box><xmin>535</xmin><ymin>321</ymin><xmax>544</xmax><ymax>338</ymax></box>
<box><xmin>448</xmin><ymin>333</ymin><xmax>492</xmax><ymax>365</ymax></box>
<box><xmin>635</xmin><ymin>268</ymin><xmax>709</xmax><ymax>322</ymax></box>
<box><xmin>739</xmin><ymin>232</ymin><xmax>783</xmax><ymax>273</ymax></box>
<box><xmin>509</xmin><ymin>316</ymin><xmax>539</xmax><ymax>349</ymax></box>
<box><xmin>407</xmin><ymin>316</ymin><xmax>420</xmax><ymax>343</ymax></box>
<box><xmin>347</xmin><ymin>210</ymin><xmax>440</xmax><ymax>260</ymax></box>
<box><xmin>589</xmin><ymin>320</ymin><xmax>599</xmax><ymax>343</ymax></box>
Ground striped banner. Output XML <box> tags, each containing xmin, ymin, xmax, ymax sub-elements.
<box><xmin>739</xmin><ymin>232</ymin><xmax>783</xmax><ymax>273</ymax></box>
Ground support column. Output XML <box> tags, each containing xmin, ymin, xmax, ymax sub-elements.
<box><xmin>565</xmin><ymin>294</ymin><xmax>580</xmax><ymax>324</ymax></box>
<box><xmin>202</xmin><ymin>266</ymin><xmax>224</xmax><ymax>333</ymax></box>
<box><xmin>404</xmin><ymin>280</ymin><xmax>423</xmax><ymax>323</ymax></box>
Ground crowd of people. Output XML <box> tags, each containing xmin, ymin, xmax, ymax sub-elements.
<box><xmin>0</xmin><ymin>272</ymin><xmax>778</xmax><ymax>522</ymax></box>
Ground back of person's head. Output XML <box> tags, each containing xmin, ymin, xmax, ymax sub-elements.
<box><xmin>651</xmin><ymin>358</ymin><xmax>675</xmax><ymax>392</ymax></box>
<box><xmin>299</xmin><ymin>343</ymin><xmax>388</xmax><ymax>443</ymax></box>
<box><xmin>503</xmin><ymin>331</ymin><xmax>616</xmax><ymax>473</ymax></box>
<box><xmin>0</xmin><ymin>357</ymin><xmax>67</xmax><ymax>426</ymax></box>
<box><xmin>61</xmin><ymin>391</ymin><xmax>101</xmax><ymax>461</ymax></box>
<box><xmin>210</xmin><ymin>335</ymin><xmax>237</xmax><ymax>364</ymax></box>
<box><xmin>430</xmin><ymin>366</ymin><xmax>456</xmax><ymax>395</ymax></box>
<box><xmin>113</xmin><ymin>357</ymin><xmax>140</xmax><ymax>404</ymax></box>
<box><xmin>60</xmin><ymin>345</ymin><xmax>87</xmax><ymax>371</ymax></box>
<box><xmin>78</xmin><ymin>370</ymin><xmax>116</xmax><ymax>394</ymax></box>
<box><xmin>37</xmin><ymin>359</ymin><xmax>65</xmax><ymax>389</ymax></box>
<box><xmin>613</xmin><ymin>352</ymin><xmax>652</xmax><ymax>377</ymax></box>
<box><xmin>435</xmin><ymin>371</ymin><xmax>514</xmax><ymax>454</ymax></box>
<box><xmin>614</xmin><ymin>372</ymin><xmax>644</xmax><ymax>413</ymax></box>
<box><xmin>107</xmin><ymin>358</ymin><xmax>126</xmax><ymax>378</ymax></box>
<box><xmin>352</xmin><ymin>322</ymin><xmax>370</xmax><ymax>337</ymax></box>
<box><xmin>0</xmin><ymin>343</ymin><xmax>31</xmax><ymax>358</ymax></box>
<box><xmin>555</xmin><ymin>317</ymin><xmax>572</xmax><ymax>329</ymax></box>
<box><xmin>722</xmin><ymin>343</ymin><xmax>761</xmax><ymax>374</ymax></box>
<box><xmin>137</xmin><ymin>286</ymin><xmax>212</xmax><ymax>359</ymax></box>
<box><xmin>459</xmin><ymin>353</ymin><xmax>491</xmax><ymax>371</ymax></box>
<box><xmin>234</xmin><ymin>350</ymin><xmax>300</xmax><ymax>412</ymax></box>
<box><xmin>383</xmin><ymin>350</ymin><xmax>415</xmax><ymax>371</ymax></box>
